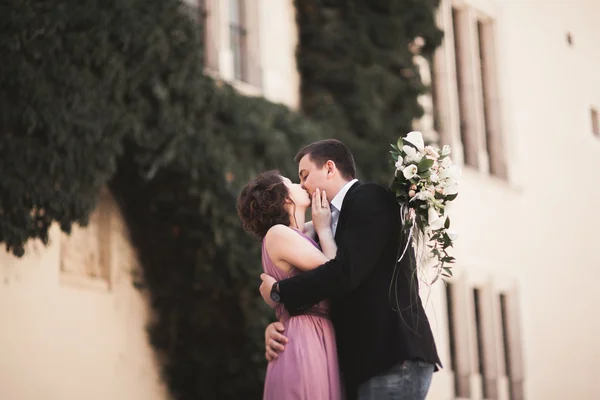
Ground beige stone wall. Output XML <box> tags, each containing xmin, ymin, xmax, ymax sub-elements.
<box><xmin>423</xmin><ymin>0</ymin><xmax>600</xmax><ymax>399</ymax></box>
<box><xmin>0</xmin><ymin>189</ymin><xmax>168</xmax><ymax>400</ymax></box>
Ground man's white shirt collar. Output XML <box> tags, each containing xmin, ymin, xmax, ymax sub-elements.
<box><xmin>330</xmin><ymin>179</ymin><xmax>358</xmax><ymax>212</ymax></box>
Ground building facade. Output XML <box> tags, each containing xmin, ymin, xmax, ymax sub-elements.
<box><xmin>2</xmin><ymin>0</ymin><xmax>600</xmax><ymax>399</ymax></box>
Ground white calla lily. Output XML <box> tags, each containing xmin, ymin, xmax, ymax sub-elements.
<box><xmin>402</xmin><ymin>164</ymin><xmax>418</xmax><ymax>180</ymax></box>
<box><xmin>405</xmin><ymin>131</ymin><xmax>425</xmax><ymax>152</ymax></box>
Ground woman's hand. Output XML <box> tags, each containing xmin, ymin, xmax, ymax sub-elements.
<box><xmin>311</xmin><ymin>188</ymin><xmax>332</xmax><ymax>235</ymax></box>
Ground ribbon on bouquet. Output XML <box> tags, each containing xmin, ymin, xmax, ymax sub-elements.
<box><xmin>388</xmin><ymin>203</ymin><xmax>415</xmax><ymax>313</ymax></box>
<box><xmin>397</xmin><ymin>203</ymin><xmax>415</xmax><ymax>263</ymax></box>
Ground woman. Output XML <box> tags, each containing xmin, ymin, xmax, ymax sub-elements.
<box><xmin>237</xmin><ymin>170</ymin><xmax>342</xmax><ymax>400</ymax></box>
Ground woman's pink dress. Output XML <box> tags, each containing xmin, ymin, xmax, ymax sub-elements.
<box><xmin>261</xmin><ymin>230</ymin><xmax>342</xmax><ymax>400</ymax></box>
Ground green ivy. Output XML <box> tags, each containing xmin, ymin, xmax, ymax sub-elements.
<box><xmin>1</xmin><ymin>1</ymin><xmax>320</xmax><ymax>397</ymax></box>
<box><xmin>294</xmin><ymin>0</ymin><xmax>443</xmax><ymax>183</ymax></box>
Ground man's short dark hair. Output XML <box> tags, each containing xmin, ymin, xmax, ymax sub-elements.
<box><xmin>294</xmin><ymin>139</ymin><xmax>356</xmax><ymax>180</ymax></box>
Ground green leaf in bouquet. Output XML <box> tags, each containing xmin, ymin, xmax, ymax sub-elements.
<box><xmin>442</xmin><ymin>256</ymin><xmax>456</xmax><ymax>263</ymax></box>
<box><xmin>442</xmin><ymin>238</ymin><xmax>454</xmax><ymax>248</ymax></box>
<box><xmin>444</xmin><ymin>217</ymin><xmax>450</xmax><ymax>229</ymax></box>
<box><xmin>418</xmin><ymin>157</ymin><xmax>435</xmax><ymax>173</ymax></box>
<box><xmin>445</xmin><ymin>193</ymin><xmax>458</xmax><ymax>202</ymax></box>
<box><xmin>390</xmin><ymin>143</ymin><xmax>400</xmax><ymax>152</ymax></box>
<box><xmin>390</xmin><ymin>152</ymin><xmax>399</xmax><ymax>161</ymax></box>
<box><xmin>419</xmin><ymin>170</ymin><xmax>431</xmax><ymax>179</ymax></box>
<box><xmin>397</xmin><ymin>137</ymin><xmax>405</xmax><ymax>149</ymax></box>
<box><xmin>442</xmin><ymin>267</ymin><xmax>453</xmax><ymax>277</ymax></box>
<box><xmin>395</xmin><ymin>175</ymin><xmax>408</xmax><ymax>185</ymax></box>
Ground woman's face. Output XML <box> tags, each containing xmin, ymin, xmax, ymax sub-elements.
<box><xmin>281</xmin><ymin>176</ymin><xmax>310</xmax><ymax>208</ymax></box>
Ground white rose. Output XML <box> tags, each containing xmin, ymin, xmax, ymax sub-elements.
<box><xmin>444</xmin><ymin>183</ymin><xmax>459</xmax><ymax>196</ymax></box>
<box><xmin>395</xmin><ymin>159</ymin><xmax>403</xmax><ymax>171</ymax></box>
<box><xmin>402</xmin><ymin>164</ymin><xmax>418</xmax><ymax>180</ymax></box>
<box><xmin>440</xmin><ymin>165</ymin><xmax>461</xmax><ymax>182</ymax></box>
<box><xmin>405</xmin><ymin>131</ymin><xmax>425</xmax><ymax>152</ymax></box>
<box><xmin>424</xmin><ymin>146</ymin><xmax>439</xmax><ymax>160</ymax></box>
<box><xmin>430</xmin><ymin>172</ymin><xmax>439</xmax><ymax>183</ymax></box>
<box><xmin>441</xmin><ymin>145</ymin><xmax>451</xmax><ymax>157</ymax></box>
<box><xmin>411</xmin><ymin>190</ymin><xmax>434</xmax><ymax>202</ymax></box>
<box><xmin>440</xmin><ymin>157</ymin><xmax>452</xmax><ymax>169</ymax></box>
<box><xmin>402</xmin><ymin>145</ymin><xmax>423</xmax><ymax>163</ymax></box>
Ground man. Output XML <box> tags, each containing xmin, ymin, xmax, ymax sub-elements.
<box><xmin>260</xmin><ymin>139</ymin><xmax>441</xmax><ymax>400</ymax></box>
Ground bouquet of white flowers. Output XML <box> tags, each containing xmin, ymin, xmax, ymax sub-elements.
<box><xmin>390</xmin><ymin>131</ymin><xmax>461</xmax><ymax>279</ymax></box>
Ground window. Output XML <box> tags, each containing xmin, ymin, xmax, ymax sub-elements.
<box><xmin>445</xmin><ymin>281</ymin><xmax>472</xmax><ymax>398</ymax></box>
<box><xmin>446</xmin><ymin>277</ymin><xmax>523</xmax><ymax>399</ymax></box>
<box><xmin>499</xmin><ymin>291</ymin><xmax>525</xmax><ymax>400</ymax></box>
<box><xmin>478</xmin><ymin>18</ymin><xmax>506</xmax><ymax>178</ymax></box>
<box><xmin>229</xmin><ymin>0</ymin><xmax>248</xmax><ymax>82</ymax></box>
<box><xmin>181</xmin><ymin>0</ymin><xmax>218</xmax><ymax>71</ymax></box>
<box><xmin>473</xmin><ymin>289</ymin><xmax>488</xmax><ymax>397</ymax></box>
<box><xmin>451</xmin><ymin>7</ymin><xmax>478</xmax><ymax>168</ymax></box>
<box><xmin>433</xmin><ymin>1</ymin><xmax>506</xmax><ymax>178</ymax></box>
<box><xmin>473</xmin><ymin>287</ymin><xmax>499</xmax><ymax>399</ymax></box>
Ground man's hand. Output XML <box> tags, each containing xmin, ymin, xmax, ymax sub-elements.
<box><xmin>260</xmin><ymin>273</ymin><xmax>278</xmax><ymax>309</ymax></box>
<box><xmin>265</xmin><ymin>322</ymin><xmax>288</xmax><ymax>361</ymax></box>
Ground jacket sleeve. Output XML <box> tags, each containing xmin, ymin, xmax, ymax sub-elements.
<box><xmin>278</xmin><ymin>184</ymin><xmax>398</xmax><ymax>311</ymax></box>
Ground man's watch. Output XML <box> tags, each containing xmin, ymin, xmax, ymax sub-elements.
<box><xmin>270</xmin><ymin>282</ymin><xmax>281</xmax><ymax>303</ymax></box>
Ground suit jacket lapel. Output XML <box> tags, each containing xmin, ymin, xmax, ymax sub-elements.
<box><xmin>334</xmin><ymin>181</ymin><xmax>361</xmax><ymax>241</ymax></box>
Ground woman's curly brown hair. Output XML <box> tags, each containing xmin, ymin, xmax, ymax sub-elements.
<box><xmin>237</xmin><ymin>170</ymin><xmax>291</xmax><ymax>239</ymax></box>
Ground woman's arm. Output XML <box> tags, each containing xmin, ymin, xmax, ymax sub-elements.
<box><xmin>265</xmin><ymin>188</ymin><xmax>337</xmax><ymax>270</ymax></box>
<box><xmin>264</xmin><ymin>225</ymin><xmax>331</xmax><ymax>271</ymax></box>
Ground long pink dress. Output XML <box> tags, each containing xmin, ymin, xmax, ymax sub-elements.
<box><xmin>262</xmin><ymin>230</ymin><xmax>342</xmax><ymax>400</ymax></box>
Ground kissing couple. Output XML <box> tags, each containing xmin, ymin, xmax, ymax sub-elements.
<box><xmin>237</xmin><ymin>139</ymin><xmax>442</xmax><ymax>400</ymax></box>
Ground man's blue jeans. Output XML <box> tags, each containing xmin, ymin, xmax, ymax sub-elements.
<box><xmin>358</xmin><ymin>360</ymin><xmax>435</xmax><ymax>400</ymax></box>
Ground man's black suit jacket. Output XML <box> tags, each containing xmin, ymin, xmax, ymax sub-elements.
<box><xmin>278</xmin><ymin>181</ymin><xmax>441</xmax><ymax>397</ymax></box>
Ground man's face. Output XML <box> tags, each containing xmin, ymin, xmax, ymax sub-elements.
<box><xmin>298</xmin><ymin>154</ymin><xmax>330</xmax><ymax>197</ymax></box>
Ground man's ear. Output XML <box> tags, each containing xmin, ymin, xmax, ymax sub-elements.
<box><xmin>325</xmin><ymin>160</ymin><xmax>336</xmax><ymax>176</ymax></box>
